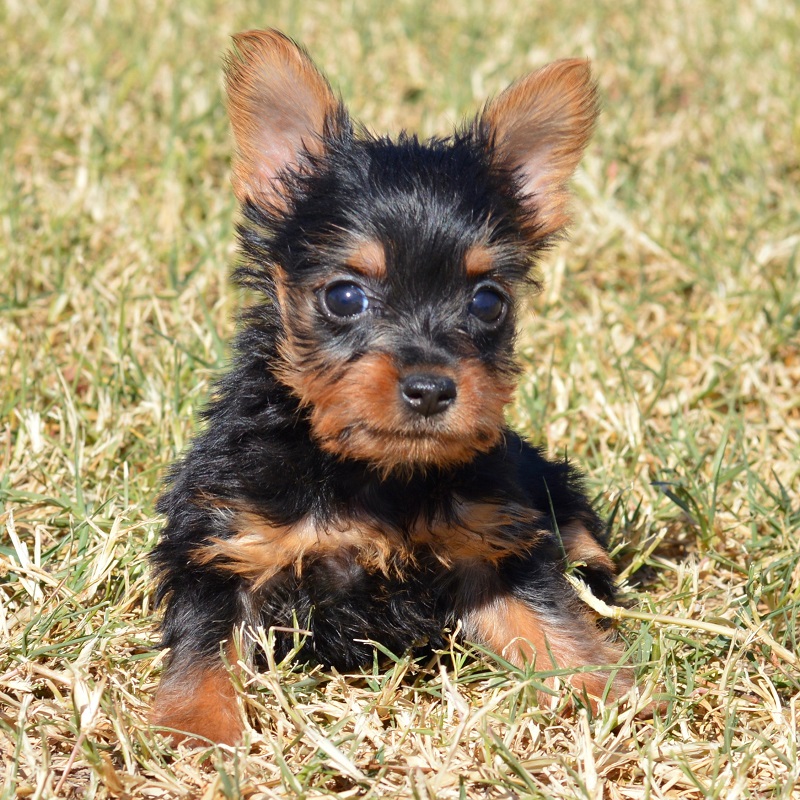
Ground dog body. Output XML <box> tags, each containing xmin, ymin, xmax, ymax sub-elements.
<box><xmin>150</xmin><ymin>30</ymin><xmax>629</xmax><ymax>745</ymax></box>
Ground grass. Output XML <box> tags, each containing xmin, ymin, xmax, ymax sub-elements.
<box><xmin>1</xmin><ymin>0</ymin><xmax>798</xmax><ymax>797</ymax></box>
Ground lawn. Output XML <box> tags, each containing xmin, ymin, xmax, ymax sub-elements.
<box><xmin>1</xmin><ymin>0</ymin><xmax>798</xmax><ymax>797</ymax></box>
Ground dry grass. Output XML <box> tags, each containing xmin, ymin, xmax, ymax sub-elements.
<box><xmin>1</xmin><ymin>0</ymin><xmax>799</xmax><ymax>797</ymax></box>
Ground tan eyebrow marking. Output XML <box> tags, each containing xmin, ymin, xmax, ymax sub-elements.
<box><xmin>464</xmin><ymin>244</ymin><xmax>495</xmax><ymax>278</ymax></box>
<box><xmin>344</xmin><ymin>239</ymin><xmax>386</xmax><ymax>279</ymax></box>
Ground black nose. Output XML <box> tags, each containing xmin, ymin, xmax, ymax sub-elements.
<box><xmin>400</xmin><ymin>374</ymin><xmax>457</xmax><ymax>417</ymax></box>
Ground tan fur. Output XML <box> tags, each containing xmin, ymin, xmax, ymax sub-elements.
<box><xmin>559</xmin><ymin>521</ymin><xmax>616</xmax><ymax>575</ymax></box>
<box><xmin>225</xmin><ymin>29</ymin><xmax>339</xmax><ymax>209</ymax></box>
<box><xmin>463</xmin><ymin>594</ymin><xmax>629</xmax><ymax>704</ymax></box>
<box><xmin>345</xmin><ymin>238</ymin><xmax>387</xmax><ymax>279</ymax></box>
<box><xmin>193</xmin><ymin>512</ymin><xmax>397</xmax><ymax>586</ymax></box>
<box><xmin>192</xmin><ymin>500</ymin><xmax>543</xmax><ymax>586</ymax></box>
<box><xmin>271</xmin><ymin>265</ymin><xmax>335</xmax><ymax>388</ymax></box>
<box><xmin>442</xmin><ymin>500</ymin><xmax>542</xmax><ymax>565</ymax></box>
<box><xmin>274</xmin><ymin>350</ymin><xmax>515</xmax><ymax>473</ymax></box>
<box><xmin>151</xmin><ymin>647</ymin><xmax>243</xmax><ymax>746</ymax></box>
<box><xmin>464</xmin><ymin>244</ymin><xmax>495</xmax><ymax>278</ymax></box>
<box><xmin>481</xmin><ymin>59</ymin><xmax>598</xmax><ymax>240</ymax></box>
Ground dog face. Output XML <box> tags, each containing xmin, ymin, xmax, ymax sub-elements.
<box><xmin>225</xmin><ymin>30</ymin><xmax>597</xmax><ymax>474</ymax></box>
<box><xmin>264</xmin><ymin>135</ymin><xmax>524</xmax><ymax>475</ymax></box>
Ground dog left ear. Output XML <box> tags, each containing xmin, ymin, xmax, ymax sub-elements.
<box><xmin>480</xmin><ymin>59</ymin><xmax>598</xmax><ymax>240</ymax></box>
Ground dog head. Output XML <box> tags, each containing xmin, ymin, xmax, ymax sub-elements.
<box><xmin>225</xmin><ymin>30</ymin><xmax>597</xmax><ymax>475</ymax></box>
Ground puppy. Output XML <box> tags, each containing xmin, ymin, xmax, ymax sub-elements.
<box><xmin>150</xmin><ymin>29</ymin><xmax>630</xmax><ymax>745</ymax></box>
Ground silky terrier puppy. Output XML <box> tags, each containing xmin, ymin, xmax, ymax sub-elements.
<box><xmin>150</xmin><ymin>29</ymin><xmax>631</xmax><ymax>745</ymax></box>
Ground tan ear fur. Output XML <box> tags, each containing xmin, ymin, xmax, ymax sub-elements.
<box><xmin>224</xmin><ymin>29</ymin><xmax>340</xmax><ymax>208</ymax></box>
<box><xmin>481</xmin><ymin>59</ymin><xmax>598</xmax><ymax>239</ymax></box>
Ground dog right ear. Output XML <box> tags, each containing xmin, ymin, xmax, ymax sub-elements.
<box><xmin>225</xmin><ymin>29</ymin><xmax>343</xmax><ymax>210</ymax></box>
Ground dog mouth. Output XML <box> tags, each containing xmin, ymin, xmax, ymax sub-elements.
<box><xmin>343</xmin><ymin>420</ymin><xmax>463</xmax><ymax>443</ymax></box>
<box><xmin>318</xmin><ymin>417</ymin><xmax>502</xmax><ymax>472</ymax></box>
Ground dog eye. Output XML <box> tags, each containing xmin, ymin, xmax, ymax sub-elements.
<box><xmin>323</xmin><ymin>282</ymin><xmax>369</xmax><ymax>318</ymax></box>
<box><xmin>468</xmin><ymin>287</ymin><xmax>506</xmax><ymax>325</ymax></box>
